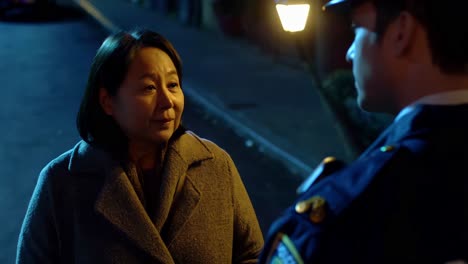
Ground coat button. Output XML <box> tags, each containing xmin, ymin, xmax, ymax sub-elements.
<box><xmin>380</xmin><ymin>145</ymin><xmax>395</xmax><ymax>152</ymax></box>
<box><xmin>295</xmin><ymin>196</ymin><xmax>327</xmax><ymax>223</ymax></box>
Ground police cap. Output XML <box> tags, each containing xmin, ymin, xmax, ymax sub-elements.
<box><xmin>322</xmin><ymin>0</ymin><xmax>368</xmax><ymax>13</ymax></box>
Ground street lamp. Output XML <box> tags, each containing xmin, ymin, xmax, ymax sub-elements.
<box><xmin>275</xmin><ymin>0</ymin><xmax>310</xmax><ymax>32</ymax></box>
<box><xmin>275</xmin><ymin>0</ymin><xmax>312</xmax><ymax>76</ymax></box>
<box><xmin>274</xmin><ymin>0</ymin><xmax>359</xmax><ymax>160</ymax></box>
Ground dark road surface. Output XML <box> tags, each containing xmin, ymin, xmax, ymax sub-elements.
<box><xmin>0</xmin><ymin>7</ymin><xmax>302</xmax><ymax>263</ymax></box>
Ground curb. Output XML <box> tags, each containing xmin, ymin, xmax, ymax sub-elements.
<box><xmin>73</xmin><ymin>0</ymin><xmax>314</xmax><ymax>177</ymax></box>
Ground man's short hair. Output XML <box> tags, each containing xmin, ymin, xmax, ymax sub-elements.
<box><xmin>373</xmin><ymin>0</ymin><xmax>467</xmax><ymax>74</ymax></box>
<box><xmin>327</xmin><ymin>0</ymin><xmax>468</xmax><ymax>74</ymax></box>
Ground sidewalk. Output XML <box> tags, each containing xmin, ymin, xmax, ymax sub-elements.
<box><xmin>73</xmin><ymin>0</ymin><xmax>350</xmax><ymax>177</ymax></box>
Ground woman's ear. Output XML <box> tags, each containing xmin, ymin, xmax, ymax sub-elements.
<box><xmin>99</xmin><ymin>88</ymin><xmax>113</xmax><ymax>116</ymax></box>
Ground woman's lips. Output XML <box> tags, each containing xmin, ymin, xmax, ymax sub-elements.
<box><xmin>152</xmin><ymin>118</ymin><xmax>174</xmax><ymax>123</ymax></box>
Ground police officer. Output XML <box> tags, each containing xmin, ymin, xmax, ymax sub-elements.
<box><xmin>259</xmin><ymin>0</ymin><xmax>468</xmax><ymax>263</ymax></box>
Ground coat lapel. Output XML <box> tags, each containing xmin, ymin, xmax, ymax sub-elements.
<box><xmin>151</xmin><ymin>148</ymin><xmax>186</xmax><ymax>232</ymax></box>
<box><xmin>154</xmin><ymin>131</ymin><xmax>213</xmax><ymax>244</ymax></box>
<box><xmin>95</xmin><ymin>166</ymin><xmax>175</xmax><ymax>264</ymax></box>
<box><xmin>69</xmin><ymin>141</ymin><xmax>175</xmax><ymax>263</ymax></box>
<box><xmin>69</xmin><ymin>131</ymin><xmax>213</xmax><ymax>261</ymax></box>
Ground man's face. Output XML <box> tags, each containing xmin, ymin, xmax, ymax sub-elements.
<box><xmin>346</xmin><ymin>2</ymin><xmax>391</xmax><ymax>112</ymax></box>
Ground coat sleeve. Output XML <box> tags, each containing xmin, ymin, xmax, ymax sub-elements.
<box><xmin>226</xmin><ymin>154</ymin><xmax>264</xmax><ymax>264</ymax></box>
<box><xmin>16</xmin><ymin>164</ymin><xmax>61</xmax><ymax>264</ymax></box>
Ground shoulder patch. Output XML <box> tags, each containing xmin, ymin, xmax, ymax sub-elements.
<box><xmin>265</xmin><ymin>233</ymin><xmax>304</xmax><ymax>264</ymax></box>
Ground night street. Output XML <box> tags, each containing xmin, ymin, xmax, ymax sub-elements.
<box><xmin>0</xmin><ymin>3</ymin><xmax>301</xmax><ymax>263</ymax></box>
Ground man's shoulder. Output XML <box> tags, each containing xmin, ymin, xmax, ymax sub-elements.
<box><xmin>292</xmin><ymin>134</ymin><xmax>435</xmax><ymax>223</ymax></box>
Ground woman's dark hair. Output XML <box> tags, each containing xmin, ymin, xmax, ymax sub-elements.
<box><xmin>358</xmin><ymin>0</ymin><xmax>468</xmax><ymax>74</ymax></box>
<box><xmin>76</xmin><ymin>29</ymin><xmax>184</xmax><ymax>157</ymax></box>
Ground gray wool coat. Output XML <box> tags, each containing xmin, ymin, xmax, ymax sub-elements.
<box><xmin>17</xmin><ymin>131</ymin><xmax>264</xmax><ymax>263</ymax></box>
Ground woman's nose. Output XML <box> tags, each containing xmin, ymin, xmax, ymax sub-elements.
<box><xmin>158</xmin><ymin>87</ymin><xmax>174</xmax><ymax>108</ymax></box>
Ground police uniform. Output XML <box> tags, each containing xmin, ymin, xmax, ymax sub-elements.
<box><xmin>259</xmin><ymin>0</ymin><xmax>468</xmax><ymax>256</ymax></box>
<box><xmin>259</xmin><ymin>99</ymin><xmax>468</xmax><ymax>263</ymax></box>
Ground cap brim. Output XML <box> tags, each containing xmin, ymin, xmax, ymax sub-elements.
<box><xmin>322</xmin><ymin>0</ymin><xmax>351</xmax><ymax>13</ymax></box>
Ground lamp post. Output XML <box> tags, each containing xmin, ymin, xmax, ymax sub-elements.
<box><xmin>275</xmin><ymin>0</ymin><xmax>315</xmax><ymax>71</ymax></box>
<box><xmin>275</xmin><ymin>0</ymin><xmax>361</xmax><ymax>160</ymax></box>
<box><xmin>274</xmin><ymin>0</ymin><xmax>320</xmax><ymax>85</ymax></box>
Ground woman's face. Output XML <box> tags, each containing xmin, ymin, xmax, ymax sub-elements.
<box><xmin>101</xmin><ymin>47</ymin><xmax>184</xmax><ymax>146</ymax></box>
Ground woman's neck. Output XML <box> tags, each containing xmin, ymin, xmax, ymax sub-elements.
<box><xmin>128</xmin><ymin>141</ymin><xmax>167</xmax><ymax>171</ymax></box>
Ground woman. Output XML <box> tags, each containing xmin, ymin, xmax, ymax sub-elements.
<box><xmin>17</xmin><ymin>29</ymin><xmax>263</xmax><ymax>263</ymax></box>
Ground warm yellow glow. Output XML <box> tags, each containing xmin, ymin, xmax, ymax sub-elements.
<box><xmin>276</xmin><ymin>4</ymin><xmax>310</xmax><ymax>32</ymax></box>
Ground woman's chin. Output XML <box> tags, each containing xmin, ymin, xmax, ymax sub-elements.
<box><xmin>151</xmin><ymin>132</ymin><xmax>174</xmax><ymax>144</ymax></box>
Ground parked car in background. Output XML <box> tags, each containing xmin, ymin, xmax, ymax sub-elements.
<box><xmin>0</xmin><ymin>0</ymin><xmax>54</xmax><ymax>9</ymax></box>
<box><xmin>0</xmin><ymin>0</ymin><xmax>57</xmax><ymax>20</ymax></box>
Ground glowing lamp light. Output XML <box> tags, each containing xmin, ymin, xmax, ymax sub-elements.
<box><xmin>275</xmin><ymin>2</ymin><xmax>310</xmax><ymax>32</ymax></box>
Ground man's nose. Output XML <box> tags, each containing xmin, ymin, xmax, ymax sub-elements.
<box><xmin>346</xmin><ymin>42</ymin><xmax>355</xmax><ymax>63</ymax></box>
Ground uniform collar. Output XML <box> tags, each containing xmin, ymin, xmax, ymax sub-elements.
<box><xmin>395</xmin><ymin>89</ymin><xmax>468</xmax><ymax>122</ymax></box>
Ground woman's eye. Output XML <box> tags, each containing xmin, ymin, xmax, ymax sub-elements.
<box><xmin>168</xmin><ymin>82</ymin><xmax>179</xmax><ymax>89</ymax></box>
<box><xmin>145</xmin><ymin>85</ymin><xmax>157</xmax><ymax>91</ymax></box>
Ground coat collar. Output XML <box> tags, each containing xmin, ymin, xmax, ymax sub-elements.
<box><xmin>67</xmin><ymin>131</ymin><xmax>213</xmax><ymax>262</ymax></box>
<box><xmin>68</xmin><ymin>130</ymin><xmax>213</xmax><ymax>174</ymax></box>
<box><xmin>151</xmin><ymin>131</ymin><xmax>212</xmax><ymax>233</ymax></box>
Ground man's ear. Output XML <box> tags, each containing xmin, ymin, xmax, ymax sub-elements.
<box><xmin>389</xmin><ymin>11</ymin><xmax>417</xmax><ymax>56</ymax></box>
<box><xmin>99</xmin><ymin>88</ymin><xmax>113</xmax><ymax>116</ymax></box>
